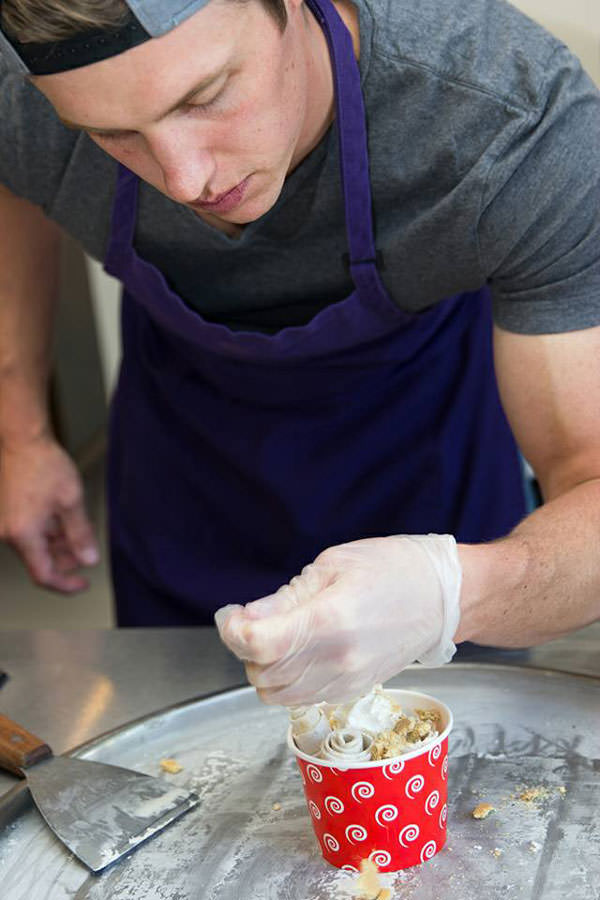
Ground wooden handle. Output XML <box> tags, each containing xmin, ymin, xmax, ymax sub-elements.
<box><xmin>0</xmin><ymin>714</ymin><xmax>53</xmax><ymax>776</ymax></box>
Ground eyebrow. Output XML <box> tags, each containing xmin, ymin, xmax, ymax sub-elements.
<box><xmin>59</xmin><ymin>69</ymin><xmax>226</xmax><ymax>135</ymax></box>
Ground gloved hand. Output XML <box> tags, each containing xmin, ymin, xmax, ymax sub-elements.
<box><xmin>215</xmin><ymin>534</ymin><xmax>462</xmax><ymax>706</ymax></box>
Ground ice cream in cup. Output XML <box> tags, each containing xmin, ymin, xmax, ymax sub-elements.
<box><xmin>287</xmin><ymin>687</ymin><xmax>452</xmax><ymax>873</ymax></box>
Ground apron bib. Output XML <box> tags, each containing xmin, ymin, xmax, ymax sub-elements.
<box><xmin>105</xmin><ymin>0</ymin><xmax>526</xmax><ymax>625</ymax></box>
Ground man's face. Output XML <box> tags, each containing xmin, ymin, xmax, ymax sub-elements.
<box><xmin>34</xmin><ymin>0</ymin><xmax>331</xmax><ymax>227</ymax></box>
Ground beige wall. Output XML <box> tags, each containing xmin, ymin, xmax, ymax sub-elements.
<box><xmin>86</xmin><ymin>258</ymin><xmax>121</xmax><ymax>398</ymax></box>
<box><xmin>87</xmin><ymin>1</ymin><xmax>600</xmax><ymax>397</ymax></box>
<box><xmin>511</xmin><ymin>0</ymin><xmax>600</xmax><ymax>84</ymax></box>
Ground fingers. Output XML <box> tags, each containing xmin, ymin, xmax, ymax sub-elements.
<box><xmin>59</xmin><ymin>503</ymin><xmax>99</xmax><ymax>567</ymax></box>
<box><xmin>7</xmin><ymin>505</ymin><xmax>98</xmax><ymax>593</ymax></box>
<box><xmin>17</xmin><ymin>528</ymin><xmax>89</xmax><ymax>593</ymax></box>
<box><xmin>254</xmin><ymin>670</ymin><xmax>367</xmax><ymax>707</ymax></box>
<box><xmin>216</xmin><ymin>564</ymin><xmax>326</xmax><ymax>660</ymax></box>
<box><xmin>214</xmin><ymin>604</ymin><xmax>245</xmax><ymax>654</ymax></box>
<box><xmin>48</xmin><ymin>542</ymin><xmax>79</xmax><ymax>574</ymax></box>
<box><xmin>216</xmin><ymin>561</ymin><xmax>343</xmax><ymax>704</ymax></box>
<box><xmin>218</xmin><ymin>604</ymin><xmax>304</xmax><ymax>664</ymax></box>
<box><xmin>0</xmin><ymin>439</ymin><xmax>99</xmax><ymax>594</ymax></box>
<box><xmin>242</xmin><ymin>584</ymin><xmax>298</xmax><ymax>620</ymax></box>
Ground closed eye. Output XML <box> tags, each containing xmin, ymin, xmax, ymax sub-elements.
<box><xmin>184</xmin><ymin>78</ymin><xmax>229</xmax><ymax>114</ymax></box>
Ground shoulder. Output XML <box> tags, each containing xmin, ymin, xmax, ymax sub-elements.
<box><xmin>0</xmin><ymin>60</ymin><xmax>60</xmax><ymax>133</ymax></box>
<box><xmin>362</xmin><ymin>0</ymin><xmax>566</xmax><ymax>113</ymax></box>
<box><xmin>0</xmin><ymin>62</ymin><xmax>78</xmax><ymax>197</ymax></box>
<box><xmin>0</xmin><ymin>60</ymin><xmax>118</xmax><ymax>259</ymax></box>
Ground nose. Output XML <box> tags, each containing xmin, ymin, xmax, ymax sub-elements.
<box><xmin>146</xmin><ymin>124</ymin><xmax>216</xmax><ymax>204</ymax></box>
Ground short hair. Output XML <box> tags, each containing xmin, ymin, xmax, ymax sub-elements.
<box><xmin>0</xmin><ymin>0</ymin><xmax>288</xmax><ymax>43</ymax></box>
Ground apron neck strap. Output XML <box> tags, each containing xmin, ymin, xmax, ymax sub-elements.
<box><xmin>108</xmin><ymin>166</ymin><xmax>139</xmax><ymax>258</ymax></box>
<box><xmin>306</xmin><ymin>0</ymin><xmax>379</xmax><ymax>277</ymax></box>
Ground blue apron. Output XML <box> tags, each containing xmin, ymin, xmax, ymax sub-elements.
<box><xmin>104</xmin><ymin>0</ymin><xmax>526</xmax><ymax>625</ymax></box>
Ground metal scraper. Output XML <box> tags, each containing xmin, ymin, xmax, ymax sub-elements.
<box><xmin>0</xmin><ymin>713</ymin><xmax>199</xmax><ymax>872</ymax></box>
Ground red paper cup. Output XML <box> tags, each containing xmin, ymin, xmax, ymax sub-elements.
<box><xmin>288</xmin><ymin>689</ymin><xmax>452</xmax><ymax>873</ymax></box>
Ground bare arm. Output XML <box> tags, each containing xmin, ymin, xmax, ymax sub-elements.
<box><xmin>0</xmin><ymin>184</ymin><xmax>59</xmax><ymax>447</ymax></box>
<box><xmin>456</xmin><ymin>323</ymin><xmax>600</xmax><ymax>646</ymax></box>
<box><xmin>0</xmin><ymin>184</ymin><xmax>99</xmax><ymax>592</ymax></box>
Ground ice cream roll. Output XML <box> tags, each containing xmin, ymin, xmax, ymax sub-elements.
<box><xmin>289</xmin><ymin>706</ymin><xmax>331</xmax><ymax>757</ymax></box>
<box><xmin>320</xmin><ymin>727</ymin><xmax>374</xmax><ymax>763</ymax></box>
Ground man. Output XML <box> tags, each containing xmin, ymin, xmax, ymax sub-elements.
<box><xmin>0</xmin><ymin>0</ymin><xmax>599</xmax><ymax>703</ymax></box>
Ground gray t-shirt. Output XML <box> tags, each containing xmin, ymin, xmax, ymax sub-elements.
<box><xmin>1</xmin><ymin>0</ymin><xmax>599</xmax><ymax>334</ymax></box>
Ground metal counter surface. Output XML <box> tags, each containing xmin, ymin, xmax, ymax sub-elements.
<box><xmin>0</xmin><ymin>623</ymin><xmax>598</xmax><ymax>802</ymax></box>
<box><xmin>1</xmin><ymin>668</ymin><xmax>599</xmax><ymax>899</ymax></box>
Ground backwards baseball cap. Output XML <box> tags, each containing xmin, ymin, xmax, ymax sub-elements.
<box><xmin>0</xmin><ymin>0</ymin><xmax>212</xmax><ymax>75</ymax></box>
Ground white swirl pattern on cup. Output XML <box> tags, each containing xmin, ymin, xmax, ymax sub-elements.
<box><xmin>324</xmin><ymin>795</ymin><xmax>345</xmax><ymax>815</ymax></box>
<box><xmin>420</xmin><ymin>840</ymin><xmax>437</xmax><ymax>862</ymax></box>
<box><xmin>405</xmin><ymin>774</ymin><xmax>425</xmax><ymax>799</ymax></box>
<box><xmin>428</xmin><ymin>743</ymin><xmax>442</xmax><ymax>766</ymax></box>
<box><xmin>345</xmin><ymin>824</ymin><xmax>368</xmax><ymax>844</ymax></box>
<box><xmin>398</xmin><ymin>824</ymin><xmax>420</xmax><ymax>847</ymax></box>
<box><xmin>375</xmin><ymin>804</ymin><xmax>399</xmax><ymax>827</ymax></box>
<box><xmin>295</xmin><ymin>706</ymin><xmax>449</xmax><ymax>870</ymax></box>
<box><xmin>323</xmin><ymin>833</ymin><xmax>340</xmax><ymax>852</ymax></box>
<box><xmin>425</xmin><ymin>790</ymin><xmax>440</xmax><ymax>815</ymax></box>
<box><xmin>369</xmin><ymin>850</ymin><xmax>392</xmax><ymax>867</ymax></box>
<box><xmin>439</xmin><ymin>803</ymin><xmax>448</xmax><ymax>829</ymax></box>
<box><xmin>351</xmin><ymin>781</ymin><xmax>375</xmax><ymax>803</ymax></box>
<box><xmin>306</xmin><ymin>764</ymin><xmax>323</xmax><ymax>783</ymax></box>
<box><xmin>382</xmin><ymin>759</ymin><xmax>405</xmax><ymax>780</ymax></box>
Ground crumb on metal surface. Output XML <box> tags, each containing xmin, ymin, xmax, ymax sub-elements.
<box><xmin>528</xmin><ymin>841</ymin><xmax>542</xmax><ymax>853</ymax></box>
<box><xmin>272</xmin><ymin>802</ymin><xmax>282</xmax><ymax>811</ymax></box>
<box><xmin>491</xmin><ymin>848</ymin><xmax>503</xmax><ymax>859</ymax></box>
<box><xmin>160</xmin><ymin>758</ymin><xmax>183</xmax><ymax>774</ymax></box>
<box><xmin>472</xmin><ymin>802</ymin><xmax>496</xmax><ymax>819</ymax></box>
<box><xmin>516</xmin><ymin>786</ymin><xmax>550</xmax><ymax>802</ymax></box>
<box><xmin>356</xmin><ymin>859</ymin><xmax>391</xmax><ymax>899</ymax></box>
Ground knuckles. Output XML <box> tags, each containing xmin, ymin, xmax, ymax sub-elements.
<box><xmin>313</xmin><ymin>545</ymin><xmax>342</xmax><ymax>569</ymax></box>
<box><xmin>239</xmin><ymin>622</ymin><xmax>273</xmax><ymax>664</ymax></box>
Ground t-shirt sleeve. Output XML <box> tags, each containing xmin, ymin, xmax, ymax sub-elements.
<box><xmin>478</xmin><ymin>45</ymin><xmax>600</xmax><ymax>334</ymax></box>
<box><xmin>0</xmin><ymin>61</ymin><xmax>78</xmax><ymax>211</ymax></box>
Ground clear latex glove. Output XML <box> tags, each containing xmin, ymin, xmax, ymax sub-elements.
<box><xmin>214</xmin><ymin>534</ymin><xmax>462</xmax><ymax>706</ymax></box>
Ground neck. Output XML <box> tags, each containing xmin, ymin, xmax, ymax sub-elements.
<box><xmin>289</xmin><ymin>0</ymin><xmax>360</xmax><ymax>174</ymax></box>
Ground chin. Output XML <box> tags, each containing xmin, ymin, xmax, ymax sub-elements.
<box><xmin>251</xmin><ymin>172</ymin><xmax>287</xmax><ymax>215</ymax></box>
<box><xmin>229</xmin><ymin>188</ymin><xmax>282</xmax><ymax>225</ymax></box>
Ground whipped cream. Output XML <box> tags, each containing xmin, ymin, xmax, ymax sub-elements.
<box><xmin>330</xmin><ymin>684</ymin><xmax>398</xmax><ymax>734</ymax></box>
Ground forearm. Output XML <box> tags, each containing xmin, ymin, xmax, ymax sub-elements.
<box><xmin>455</xmin><ymin>478</ymin><xmax>600</xmax><ymax>647</ymax></box>
<box><xmin>0</xmin><ymin>188</ymin><xmax>61</xmax><ymax>450</ymax></box>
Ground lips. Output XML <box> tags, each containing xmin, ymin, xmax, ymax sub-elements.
<box><xmin>192</xmin><ymin>175</ymin><xmax>250</xmax><ymax>212</ymax></box>
<box><xmin>198</xmin><ymin>184</ymin><xmax>238</xmax><ymax>206</ymax></box>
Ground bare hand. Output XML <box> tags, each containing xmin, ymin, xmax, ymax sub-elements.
<box><xmin>0</xmin><ymin>435</ymin><xmax>99</xmax><ymax>593</ymax></box>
